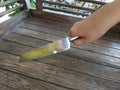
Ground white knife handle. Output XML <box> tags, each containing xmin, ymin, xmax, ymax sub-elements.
<box><xmin>69</xmin><ymin>37</ymin><xmax>81</xmax><ymax>42</ymax></box>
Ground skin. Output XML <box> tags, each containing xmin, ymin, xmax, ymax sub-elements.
<box><xmin>69</xmin><ymin>0</ymin><xmax>120</xmax><ymax>46</ymax></box>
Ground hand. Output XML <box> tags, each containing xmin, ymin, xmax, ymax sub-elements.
<box><xmin>69</xmin><ymin>0</ymin><xmax>120</xmax><ymax>46</ymax></box>
<box><xmin>69</xmin><ymin>19</ymin><xmax>109</xmax><ymax>46</ymax></box>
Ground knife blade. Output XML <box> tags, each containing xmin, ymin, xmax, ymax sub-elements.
<box><xmin>20</xmin><ymin>37</ymin><xmax>79</xmax><ymax>61</ymax></box>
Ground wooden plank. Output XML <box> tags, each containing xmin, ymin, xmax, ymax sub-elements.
<box><xmin>36</xmin><ymin>0</ymin><xmax>43</xmax><ymax>12</ymax></box>
<box><xmin>3</xmin><ymin>33</ymin><xmax>50</xmax><ymax>47</ymax></box>
<box><xmin>19</xmin><ymin>22</ymin><xmax>67</xmax><ymax>36</ymax></box>
<box><xmin>32</xmin><ymin>12</ymin><xmax>80</xmax><ymax>25</ymax></box>
<box><xmin>19</xmin><ymin>22</ymin><xmax>120</xmax><ymax>50</ymax></box>
<box><xmin>30</xmin><ymin>13</ymin><xmax>120</xmax><ymax>34</ymax></box>
<box><xmin>30</xmin><ymin>0</ymin><xmax>43</xmax><ymax>15</ymax></box>
<box><xmin>0</xmin><ymin>84</ymin><xmax>7</xmax><ymax>90</ymax></box>
<box><xmin>0</xmin><ymin>40</ymin><xmax>33</xmax><ymax>55</ymax></box>
<box><xmin>30</xmin><ymin>9</ymin><xmax>120</xmax><ymax>35</ymax></box>
<box><xmin>0</xmin><ymin>69</ymin><xmax>31</xmax><ymax>90</ymax></box>
<box><xmin>24</xmin><ymin>17</ymin><xmax>120</xmax><ymax>42</ymax></box>
<box><xmin>2</xmin><ymin>33</ymin><xmax>120</xmax><ymax>83</ymax></box>
<box><xmin>9</xmin><ymin>26</ymin><xmax>119</xmax><ymax>63</ymax></box>
<box><xmin>0</xmin><ymin>68</ymin><xmax>69</xmax><ymax>90</ymax></box>
<box><xmin>10</xmin><ymin>28</ymin><xmax>120</xmax><ymax>68</ymax></box>
<box><xmin>12</xmin><ymin>28</ymin><xmax>62</xmax><ymax>41</ymax></box>
<box><xmin>11</xmin><ymin>27</ymin><xmax>120</xmax><ymax>59</ymax></box>
<box><xmin>92</xmin><ymin>39</ymin><xmax>120</xmax><ymax>50</ymax></box>
<box><xmin>0</xmin><ymin>14</ymin><xmax>119</xmax><ymax>90</ymax></box>
<box><xmin>0</xmin><ymin>51</ymin><xmax>119</xmax><ymax>90</ymax></box>
<box><xmin>74</xmin><ymin>43</ymin><xmax>120</xmax><ymax>58</ymax></box>
<box><xmin>102</xmin><ymin>33</ymin><xmax>120</xmax><ymax>43</ymax></box>
<box><xmin>3</xmin><ymin>33</ymin><xmax>58</xmax><ymax>47</ymax></box>
<box><xmin>24</xmin><ymin>17</ymin><xmax>73</xmax><ymax>30</ymax></box>
<box><xmin>0</xmin><ymin>10</ymin><xmax>28</xmax><ymax>36</ymax></box>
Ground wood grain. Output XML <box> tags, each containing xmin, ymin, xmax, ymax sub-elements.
<box><xmin>32</xmin><ymin>12</ymin><xmax>80</xmax><ymax>26</ymax></box>
<box><xmin>24</xmin><ymin>17</ymin><xmax>120</xmax><ymax>42</ymax></box>
<box><xmin>0</xmin><ymin>68</ymin><xmax>69</xmax><ymax>90</ymax></box>
<box><xmin>19</xmin><ymin>20</ymin><xmax>120</xmax><ymax>50</ymax></box>
<box><xmin>2</xmin><ymin>34</ymin><xmax>120</xmax><ymax>68</ymax></box>
<box><xmin>2</xmin><ymin>33</ymin><xmax>120</xmax><ymax>83</ymax></box>
<box><xmin>31</xmin><ymin>11</ymin><xmax>120</xmax><ymax>34</ymax></box>
<box><xmin>12</xmin><ymin>27</ymin><xmax>120</xmax><ymax>58</ymax></box>
<box><xmin>0</xmin><ymin>7</ymin><xmax>120</xmax><ymax>90</ymax></box>
<box><xmin>0</xmin><ymin>10</ymin><xmax>28</xmax><ymax>36</ymax></box>
<box><xmin>4</xmin><ymin>29</ymin><xmax>120</xmax><ymax>56</ymax></box>
<box><xmin>0</xmin><ymin>50</ymin><xmax>120</xmax><ymax>90</ymax></box>
<box><xmin>19</xmin><ymin>22</ymin><xmax>67</xmax><ymax>36</ymax></box>
<box><xmin>13</xmin><ymin>28</ymin><xmax>63</xmax><ymax>41</ymax></box>
<box><xmin>10</xmin><ymin>27</ymin><xmax>120</xmax><ymax>68</ymax></box>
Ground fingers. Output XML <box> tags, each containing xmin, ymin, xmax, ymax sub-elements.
<box><xmin>68</xmin><ymin>27</ymin><xmax>78</xmax><ymax>37</ymax></box>
<box><xmin>69</xmin><ymin>25</ymin><xmax>84</xmax><ymax>45</ymax></box>
<box><xmin>69</xmin><ymin>23</ymin><xmax>86</xmax><ymax>45</ymax></box>
<box><xmin>69</xmin><ymin>21</ymin><xmax>85</xmax><ymax>37</ymax></box>
<box><xmin>73</xmin><ymin>38</ymin><xmax>88</xmax><ymax>45</ymax></box>
<box><xmin>69</xmin><ymin>26</ymin><xmax>90</xmax><ymax>45</ymax></box>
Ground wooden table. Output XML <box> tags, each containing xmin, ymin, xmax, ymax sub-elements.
<box><xmin>0</xmin><ymin>10</ymin><xmax>120</xmax><ymax>90</ymax></box>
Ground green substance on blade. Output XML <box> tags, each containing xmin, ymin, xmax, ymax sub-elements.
<box><xmin>20</xmin><ymin>41</ymin><xmax>62</xmax><ymax>61</ymax></box>
<box><xmin>20</xmin><ymin>37</ymin><xmax>70</xmax><ymax>61</ymax></box>
<box><xmin>21</xmin><ymin>45</ymin><xmax>54</xmax><ymax>61</ymax></box>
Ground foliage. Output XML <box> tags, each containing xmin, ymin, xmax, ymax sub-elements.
<box><xmin>30</xmin><ymin>2</ymin><xmax>36</xmax><ymax>8</ymax></box>
<box><xmin>0</xmin><ymin>0</ymin><xmax>21</xmax><ymax>17</ymax></box>
<box><xmin>29</xmin><ymin>0</ymin><xmax>36</xmax><ymax>9</ymax></box>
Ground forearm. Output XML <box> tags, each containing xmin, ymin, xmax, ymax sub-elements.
<box><xmin>87</xmin><ymin>0</ymin><xmax>120</xmax><ymax>32</ymax></box>
<box><xmin>69</xmin><ymin>0</ymin><xmax>120</xmax><ymax>45</ymax></box>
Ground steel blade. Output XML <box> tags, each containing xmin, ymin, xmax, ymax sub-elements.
<box><xmin>20</xmin><ymin>37</ymin><xmax>70</xmax><ymax>61</ymax></box>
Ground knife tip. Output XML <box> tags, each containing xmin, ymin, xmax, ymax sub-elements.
<box><xmin>19</xmin><ymin>57</ymin><xmax>26</xmax><ymax>62</ymax></box>
<box><xmin>19</xmin><ymin>56</ymin><xmax>31</xmax><ymax>62</ymax></box>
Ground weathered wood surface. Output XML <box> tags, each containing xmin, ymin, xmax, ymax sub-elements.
<box><xmin>32</xmin><ymin>12</ymin><xmax>81</xmax><ymax>25</ymax></box>
<box><xmin>0</xmin><ymin>68</ymin><xmax>69</xmax><ymax>90</ymax></box>
<box><xmin>32</xmin><ymin>12</ymin><xmax>120</xmax><ymax>34</ymax></box>
<box><xmin>0</xmin><ymin>16</ymin><xmax>120</xmax><ymax>90</ymax></box>
<box><xmin>0</xmin><ymin>48</ymin><xmax>120</xmax><ymax>90</ymax></box>
<box><xmin>0</xmin><ymin>10</ymin><xmax>28</xmax><ymax>37</ymax></box>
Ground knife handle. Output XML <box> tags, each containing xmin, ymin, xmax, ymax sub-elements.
<box><xmin>69</xmin><ymin>37</ymin><xmax>81</xmax><ymax>42</ymax></box>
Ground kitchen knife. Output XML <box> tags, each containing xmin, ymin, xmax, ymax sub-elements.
<box><xmin>20</xmin><ymin>37</ymin><xmax>79</xmax><ymax>61</ymax></box>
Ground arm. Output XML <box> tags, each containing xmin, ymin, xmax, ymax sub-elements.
<box><xmin>69</xmin><ymin>0</ymin><xmax>120</xmax><ymax>45</ymax></box>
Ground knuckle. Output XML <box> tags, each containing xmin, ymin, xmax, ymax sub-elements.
<box><xmin>69</xmin><ymin>27</ymin><xmax>77</xmax><ymax>36</ymax></box>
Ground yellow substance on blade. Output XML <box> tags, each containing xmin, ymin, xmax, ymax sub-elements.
<box><xmin>20</xmin><ymin>40</ymin><xmax>63</xmax><ymax>61</ymax></box>
<box><xmin>21</xmin><ymin>44</ymin><xmax>54</xmax><ymax>61</ymax></box>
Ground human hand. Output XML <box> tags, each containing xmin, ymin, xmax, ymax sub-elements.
<box><xmin>69</xmin><ymin>19</ymin><xmax>108</xmax><ymax>46</ymax></box>
<box><xmin>69</xmin><ymin>0</ymin><xmax>120</xmax><ymax>46</ymax></box>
